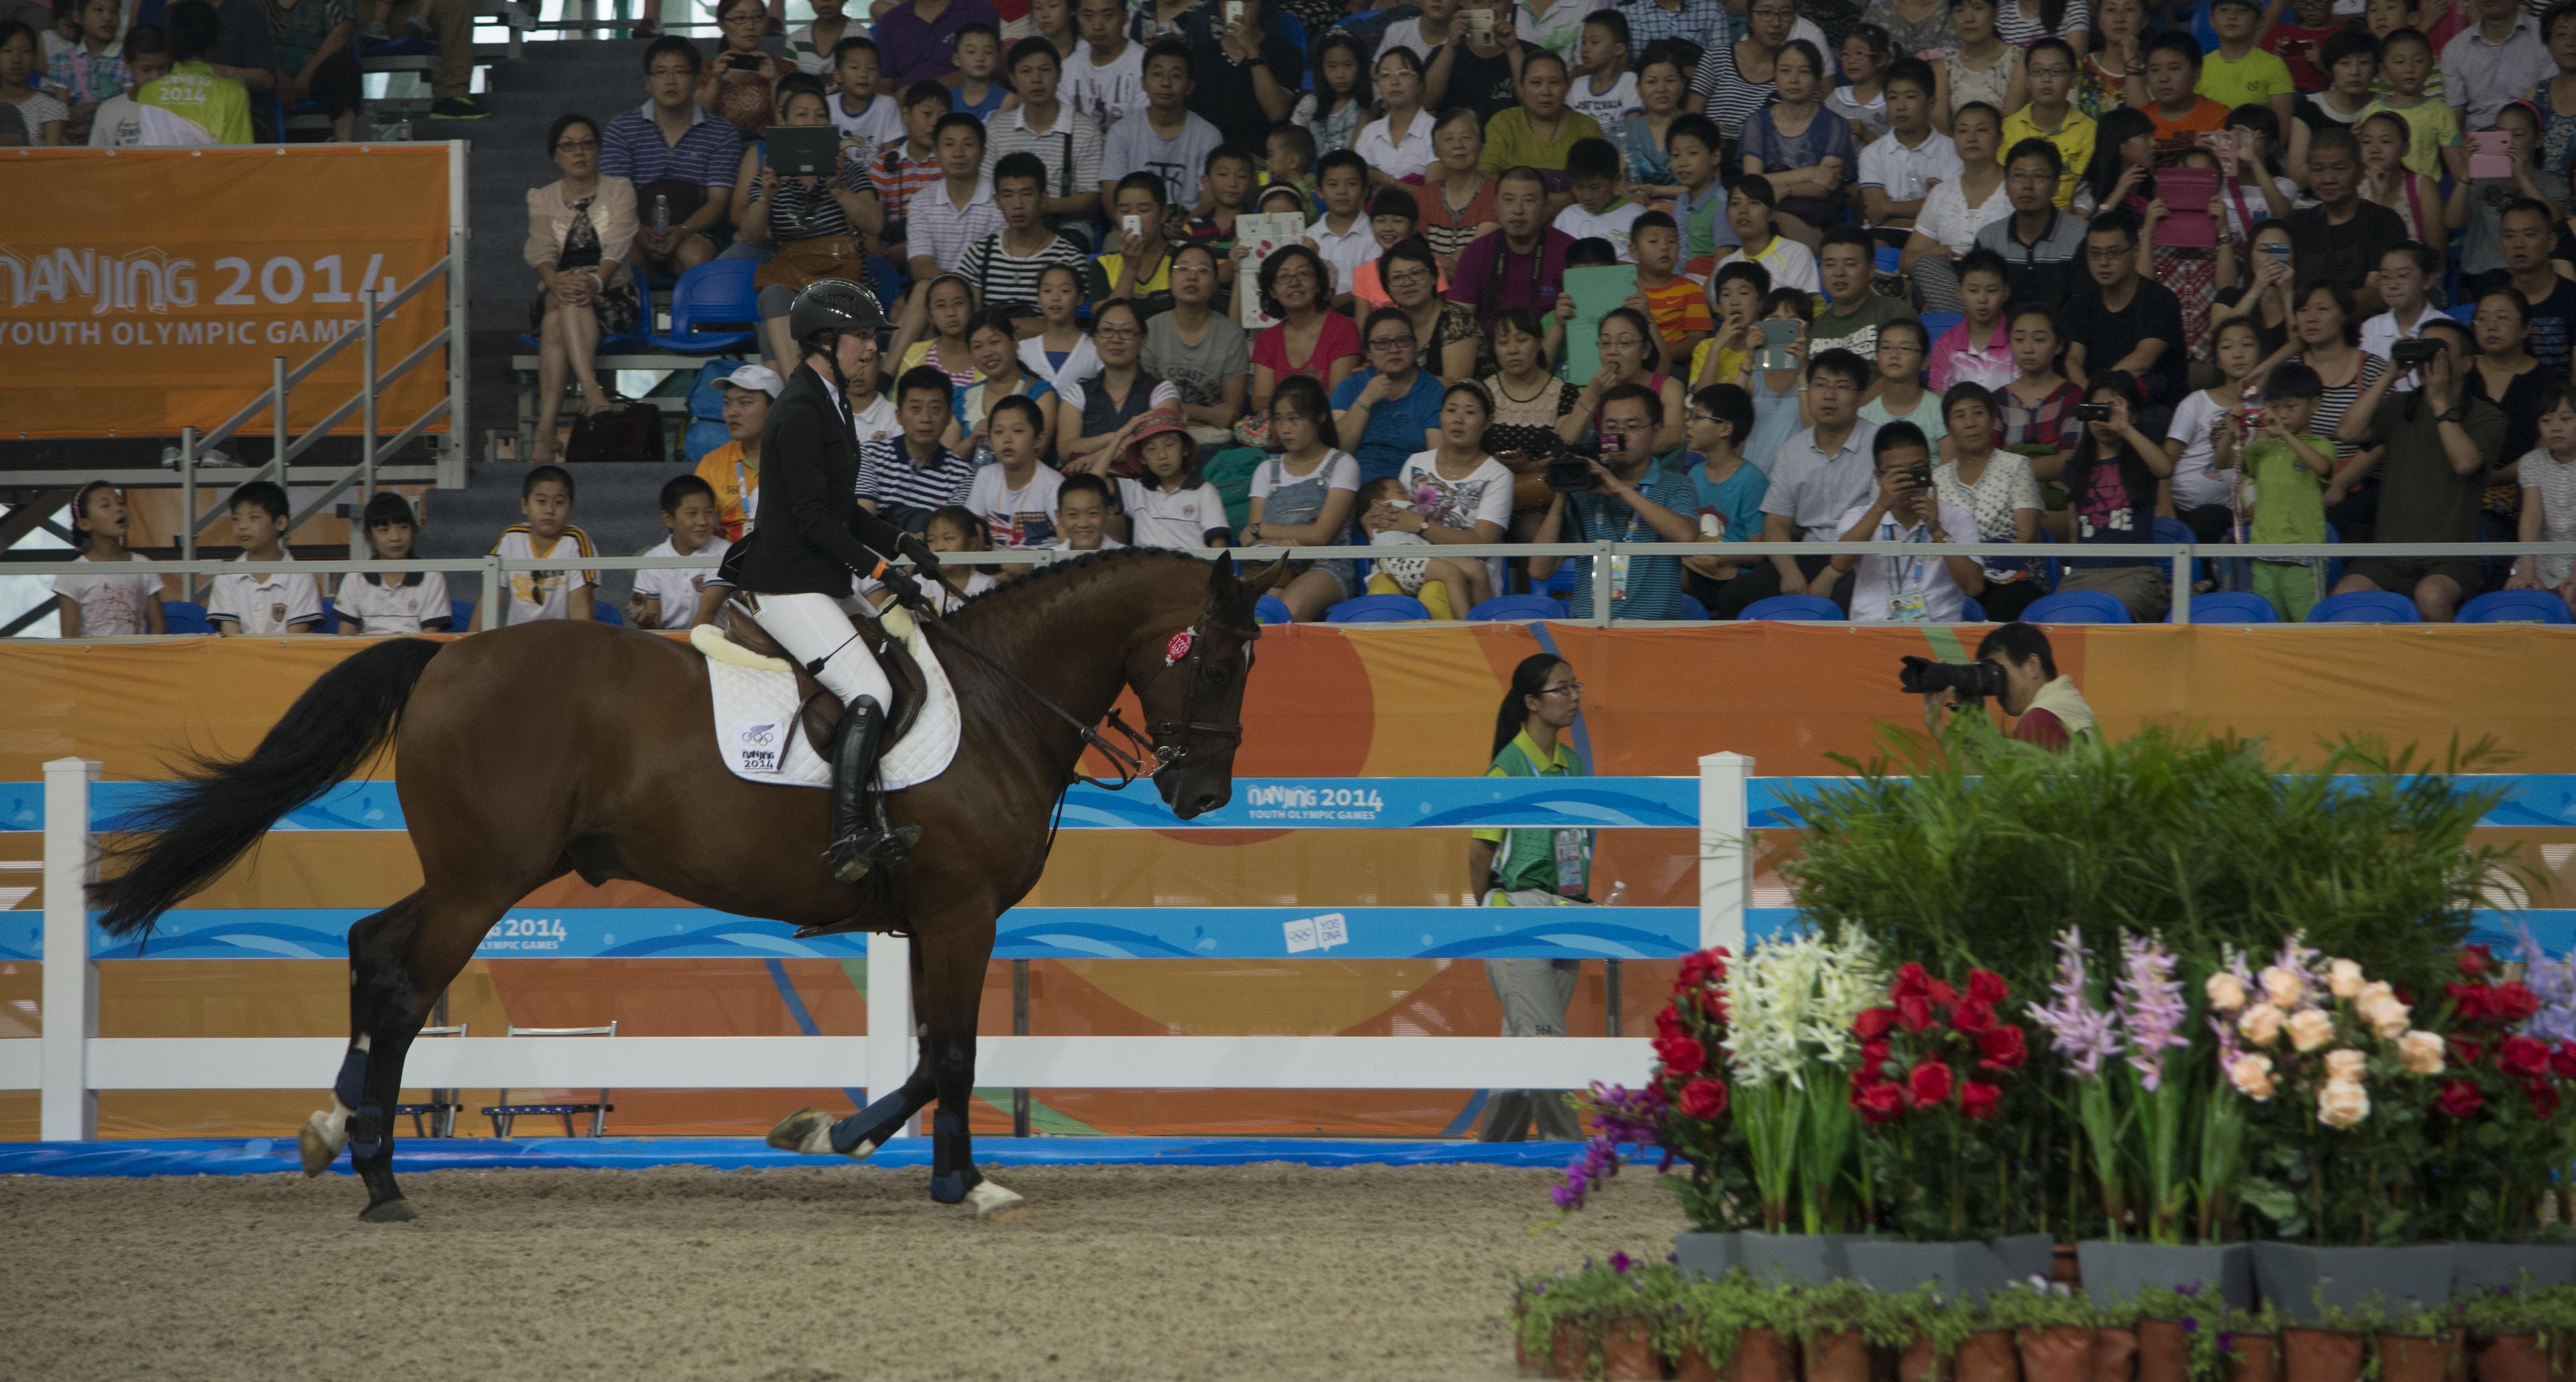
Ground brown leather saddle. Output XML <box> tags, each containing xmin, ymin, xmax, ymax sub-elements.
<box><xmin>718</xmin><ymin>596</ymin><xmax>928</xmax><ymax>757</ymax></box>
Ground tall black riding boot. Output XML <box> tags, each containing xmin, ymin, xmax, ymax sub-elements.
<box><xmin>826</xmin><ymin>696</ymin><xmax>921</xmax><ymax>883</ymax></box>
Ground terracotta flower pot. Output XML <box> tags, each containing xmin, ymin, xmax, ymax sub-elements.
<box><xmin>1806</xmin><ymin>1330</ymin><xmax>1870</xmax><ymax>1382</ymax></box>
<box><xmin>2373</xmin><ymin>1333</ymin><xmax>2449</xmax><ymax>1382</ymax></box>
<box><xmin>2467</xmin><ymin>1333</ymin><xmax>2552</xmax><ymax>1382</ymax></box>
<box><xmin>1899</xmin><ymin>1333</ymin><xmax>1953</xmax><ymax>1382</ymax></box>
<box><xmin>2092</xmin><ymin>1326</ymin><xmax>2137</xmax><ymax>1382</ymax></box>
<box><xmin>2019</xmin><ymin>1325</ymin><xmax>2096</xmax><ymax>1382</ymax></box>
<box><xmin>1553</xmin><ymin>1320</ymin><xmax>1590</xmax><ymax>1380</ymax></box>
<box><xmin>2226</xmin><ymin>1334</ymin><xmax>2278</xmax><ymax>1382</ymax></box>
<box><xmin>2136</xmin><ymin>1319</ymin><xmax>2190</xmax><ymax>1382</ymax></box>
<box><xmin>2279</xmin><ymin>1329</ymin><xmax>2365</xmax><ymax>1382</ymax></box>
<box><xmin>1672</xmin><ymin>1340</ymin><xmax>1725</xmax><ymax>1382</ymax></box>
<box><xmin>1729</xmin><ymin>1326</ymin><xmax>1797</xmax><ymax>1382</ymax></box>
<box><xmin>1955</xmin><ymin>1329</ymin><xmax>2019</xmax><ymax>1382</ymax></box>
<box><xmin>1601</xmin><ymin>1318</ymin><xmax>1660</xmax><ymax>1381</ymax></box>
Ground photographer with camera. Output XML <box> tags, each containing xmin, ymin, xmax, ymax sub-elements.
<box><xmin>1826</xmin><ymin>422</ymin><xmax>1988</xmax><ymax>623</ymax></box>
<box><xmin>1527</xmin><ymin>382</ymin><xmax>1703</xmax><ymax>621</ymax></box>
<box><xmin>2324</xmin><ymin>315</ymin><xmax>2504</xmax><ymax>621</ymax></box>
<box><xmin>1905</xmin><ymin>621</ymin><xmax>2096</xmax><ymax>749</ymax></box>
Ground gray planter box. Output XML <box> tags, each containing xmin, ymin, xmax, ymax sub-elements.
<box><xmin>1674</xmin><ymin>1231</ymin><xmax>1739</xmax><ymax>1282</ymax></box>
<box><xmin>2078</xmin><ymin>1241</ymin><xmax>2256</xmax><ymax>1311</ymax></box>
<box><xmin>2451</xmin><ymin>1242</ymin><xmax>2576</xmax><ymax>1292</ymax></box>
<box><xmin>1737</xmin><ymin>1230</ymin><xmax>1869</xmax><ymax>1285</ymax></box>
<box><xmin>1846</xmin><ymin>1239</ymin><xmax>2010</xmax><ymax>1300</ymax></box>
<box><xmin>2252</xmin><ymin>1242</ymin><xmax>2458</xmax><ymax>1321</ymax></box>
<box><xmin>1990</xmin><ymin>1232</ymin><xmax>2058</xmax><ymax>1285</ymax></box>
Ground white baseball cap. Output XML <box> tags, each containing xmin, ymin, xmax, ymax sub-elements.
<box><xmin>717</xmin><ymin>364</ymin><xmax>784</xmax><ymax>398</ymax></box>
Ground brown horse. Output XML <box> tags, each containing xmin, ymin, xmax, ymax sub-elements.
<box><xmin>92</xmin><ymin>549</ymin><xmax>1281</xmax><ymax>1222</ymax></box>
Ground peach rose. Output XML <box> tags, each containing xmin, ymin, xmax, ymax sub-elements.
<box><xmin>2398</xmin><ymin>1030</ymin><xmax>2445</xmax><ymax>1075</ymax></box>
<box><xmin>2328</xmin><ymin>959</ymin><xmax>2365</xmax><ymax>1000</ymax></box>
<box><xmin>2359</xmin><ymin>980</ymin><xmax>2394</xmax><ymax>1007</ymax></box>
<box><xmin>2288</xmin><ymin>1009</ymin><xmax>2337</xmax><ymax>1053</ymax></box>
<box><xmin>2324</xmin><ymin>1049</ymin><xmax>2368</xmax><ymax>1083</ymax></box>
<box><xmin>2229</xmin><ymin>1054</ymin><xmax>2277</xmax><ymax>1101</ymax></box>
<box><xmin>2318</xmin><ymin>1078</ymin><xmax>2371</xmax><ymax>1129</ymax></box>
<box><xmin>2205</xmin><ymin>972</ymin><xmax>2249</xmax><ymax>1014</ymax></box>
<box><xmin>2359</xmin><ymin>995</ymin><xmax>2410</xmax><ymax>1040</ymax></box>
<box><xmin>2238</xmin><ymin>1003</ymin><xmax>2286</xmax><ymax>1048</ymax></box>
<box><xmin>2261</xmin><ymin>965</ymin><xmax>2306</xmax><ymax>1008</ymax></box>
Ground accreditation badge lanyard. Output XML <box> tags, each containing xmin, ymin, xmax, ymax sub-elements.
<box><xmin>1607</xmin><ymin>494</ymin><xmax>1657</xmax><ymax>604</ymax></box>
<box><xmin>1884</xmin><ymin>517</ymin><xmax>1932</xmax><ymax>622</ymax></box>
<box><xmin>737</xmin><ymin>455</ymin><xmax>759</xmax><ymax>527</ymax></box>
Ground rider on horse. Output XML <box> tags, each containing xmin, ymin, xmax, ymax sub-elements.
<box><xmin>718</xmin><ymin>278</ymin><xmax>941</xmax><ymax>883</ymax></box>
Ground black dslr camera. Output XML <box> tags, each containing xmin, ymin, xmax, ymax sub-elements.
<box><xmin>1547</xmin><ymin>439</ymin><xmax>1608</xmax><ymax>493</ymax></box>
<box><xmin>1898</xmin><ymin>654</ymin><xmax>2008</xmax><ymax>702</ymax></box>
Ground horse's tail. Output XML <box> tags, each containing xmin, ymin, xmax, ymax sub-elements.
<box><xmin>92</xmin><ymin>637</ymin><xmax>446</xmax><ymax>939</ymax></box>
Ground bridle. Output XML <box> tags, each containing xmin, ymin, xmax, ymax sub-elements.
<box><xmin>925</xmin><ymin>613</ymin><xmax>1259</xmax><ymax>792</ymax></box>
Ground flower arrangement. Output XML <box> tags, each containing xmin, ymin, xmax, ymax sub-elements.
<box><xmin>2026</xmin><ymin>927</ymin><xmax>2202</xmax><ymax>1242</ymax></box>
<box><xmin>2418</xmin><ymin>941</ymin><xmax>2576</xmax><ymax>1240</ymax></box>
<box><xmin>1726</xmin><ymin>925</ymin><xmax>1888</xmax><ymax>1233</ymax></box>
<box><xmin>1846</xmin><ymin>961</ymin><xmax>2029</xmax><ymax>1240</ymax></box>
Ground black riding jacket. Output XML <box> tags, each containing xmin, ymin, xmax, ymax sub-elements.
<box><xmin>718</xmin><ymin>363</ymin><xmax>910</xmax><ymax>598</ymax></box>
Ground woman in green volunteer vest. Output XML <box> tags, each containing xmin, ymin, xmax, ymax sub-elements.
<box><xmin>1470</xmin><ymin>652</ymin><xmax>1591</xmax><ymax>1141</ymax></box>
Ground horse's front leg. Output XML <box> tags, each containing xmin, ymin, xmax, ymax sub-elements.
<box><xmin>920</xmin><ymin>920</ymin><xmax>1024</xmax><ymax>1218</ymax></box>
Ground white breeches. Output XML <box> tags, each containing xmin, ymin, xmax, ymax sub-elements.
<box><xmin>751</xmin><ymin>591</ymin><xmax>893</xmax><ymax>709</ymax></box>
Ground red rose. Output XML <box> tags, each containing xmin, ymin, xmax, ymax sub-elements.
<box><xmin>1679</xmin><ymin>1077</ymin><xmax>1730</xmax><ymax>1120</ymax></box>
<box><xmin>1906</xmin><ymin>1059</ymin><xmax>1955</xmax><ymax>1108</ymax></box>
<box><xmin>2459</xmin><ymin>944</ymin><xmax>2494</xmax><ymax>976</ymax></box>
<box><xmin>1678</xmin><ymin>949</ymin><xmax>1728</xmax><ymax>990</ymax></box>
<box><xmin>1892</xmin><ymin>963</ymin><xmax>1933</xmax><ymax>1000</ymax></box>
<box><xmin>1654</xmin><ymin>1034</ymin><xmax>1707</xmax><ymax>1075</ymax></box>
<box><xmin>1896</xmin><ymin>994</ymin><xmax>1936</xmax><ymax>1032</ymax></box>
<box><xmin>1852</xmin><ymin>1078</ymin><xmax>1907</xmax><ymax>1124</ymax></box>
<box><xmin>2553</xmin><ymin>1043</ymin><xmax>2576</xmax><ymax>1082</ymax></box>
<box><xmin>1950</xmin><ymin>999</ymin><xmax>1998</xmax><ymax>1035</ymax></box>
<box><xmin>1853</xmin><ymin>1006</ymin><xmax>1898</xmax><ymax>1041</ymax></box>
<box><xmin>1960</xmin><ymin>1081</ymin><xmax>2002</xmax><ymax>1120</ymax></box>
<box><xmin>2491</xmin><ymin>983</ymin><xmax>2540</xmax><ymax>1025</ymax></box>
<box><xmin>1697</xmin><ymin>987</ymin><xmax>1731</xmax><ymax>1024</ymax></box>
<box><xmin>1857</xmin><ymin>1039</ymin><xmax>1892</xmax><ymax>1081</ymax></box>
<box><xmin>1978</xmin><ymin>1024</ymin><xmax>2029</xmax><ymax>1071</ymax></box>
<box><xmin>1927</xmin><ymin>978</ymin><xmax>1960</xmax><ymax>1007</ymax></box>
<box><xmin>2532</xmin><ymin>1080</ymin><xmax>2563</xmax><ymax>1120</ymax></box>
<box><xmin>1656</xmin><ymin>1006</ymin><xmax>1686</xmax><ymax>1041</ymax></box>
<box><xmin>2449</xmin><ymin>983</ymin><xmax>2491</xmax><ymax>1023</ymax></box>
<box><xmin>1966</xmin><ymin>969</ymin><xmax>2010</xmax><ymax>1005</ymax></box>
<box><xmin>2436</xmin><ymin>1079</ymin><xmax>2485</xmax><ymax>1120</ymax></box>
<box><xmin>2451</xmin><ymin>1037</ymin><xmax>2486</xmax><ymax>1070</ymax></box>
<box><xmin>2500</xmin><ymin>1034</ymin><xmax>2551</xmax><ymax>1079</ymax></box>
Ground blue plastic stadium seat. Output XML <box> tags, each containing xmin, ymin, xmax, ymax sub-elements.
<box><xmin>162</xmin><ymin>600</ymin><xmax>213</xmax><ymax>634</ymax></box>
<box><xmin>2021</xmin><ymin>590</ymin><xmax>2132</xmax><ymax>624</ymax></box>
<box><xmin>2184</xmin><ymin>591</ymin><xmax>2280</xmax><ymax>623</ymax></box>
<box><xmin>318</xmin><ymin>596</ymin><xmax>335</xmax><ymax>628</ymax></box>
<box><xmin>1540</xmin><ymin>562</ymin><xmax>1576</xmax><ymax>598</ymax></box>
<box><xmin>449</xmin><ymin>599</ymin><xmax>474</xmax><ymax>631</ymax></box>
<box><xmin>1958</xmin><ymin>596</ymin><xmax>1987</xmax><ymax>622</ymax></box>
<box><xmin>2457</xmin><ymin>590</ymin><xmax>2575</xmax><ymax>625</ymax></box>
<box><xmin>1468</xmin><ymin>594</ymin><xmax>1567</xmax><ymax>621</ymax></box>
<box><xmin>1919</xmin><ymin>311</ymin><xmax>1963</xmax><ymax>342</ymax></box>
<box><xmin>2306</xmin><ymin>590</ymin><xmax>2422</xmax><ymax>623</ymax></box>
<box><xmin>592</xmin><ymin>600</ymin><xmax>625</xmax><ymax>626</ymax></box>
<box><xmin>1874</xmin><ymin>244</ymin><xmax>1902</xmax><ymax>277</ymax></box>
<box><xmin>1326</xmin><ymin>593</ymin><xmax>1433</xmax><ymax>623</ymax></box>
<box><xmin>647</xmin><ymin>260</ymin><xmax>761</xmax><ymax>354</ymax></box>
<box><xmin>2445</xmin><ymin>301</ymin><xmax>2477</xmax><ymax>327</ymax></box>
<box><xmin>1738</xmin><ymin>594</ymin><xmax>1843</xmax><ymax>621</ymax></box>
<box><xmin>1677</xmin><ymin>594</ymin><xmax>1710</xmax><ymax>620</ymax></box>
<box><xmin>1254</xmin><ymin>594</ymin><xmax>1293</xmax><ymax>625</ymax></box>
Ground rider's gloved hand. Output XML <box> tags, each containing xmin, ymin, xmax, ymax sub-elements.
<box><xmin>896</xmin><ymin>531</ymin><xmax>943</xmax><ymax>580</ymax></box>
<box><xmin>875</xmin><ymin>564</ymin><xmax>931</xmax><ymax>610</ymax></box>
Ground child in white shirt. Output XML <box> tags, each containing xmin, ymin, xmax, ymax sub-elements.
<box><xmin>629</xmin><ymin>474</ymin><xmax>731</xmax><ymax>630</ymax></box>
<box><xmin>335</xmin><ymin>492</ymin><xmax>453</xmax><ymax>634</ymax></box>
<box><xmin>479</xmin><ymin>465</ymin><xmax>596</xmax><ymax>628</ymax></box>
<box><xmin>1050</xmin><ymin>472</ymin><xmax>1125</xmax><ymax>551</ymax></box>
<box><xmin>1115</xmin><ymin>409</ymin><xmax>1231</xmax><ymax>548</ymax></box>
<box><xmin>207</xmin><ymin>480</ymin><xmax>323</xmax><ymax>635</ymax></box>
<box><xmin>963</xmin><ymin>396</ymin><xmax>1065</xmax><ymax>547</ymax></box>
<box><xmin>53</xmin><ymin>480</ymin><xmax>166</xmax><ymax>636</ymax></box>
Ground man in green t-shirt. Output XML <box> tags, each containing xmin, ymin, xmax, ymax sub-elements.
<box><xmin>1468</xmin><ymin>653</ymin><xmax>1593</xmax><ymax>1140</ymax></box>
<box><xmin>1809</xmin><ymin>228</ymin><xmax>1911</xmax><ymax>384</ymax></box>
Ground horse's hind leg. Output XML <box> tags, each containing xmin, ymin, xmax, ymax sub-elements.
<box><xmin>767</xmin><ymin>938</ymin><xmax>938</xmax><ymax>1159</ymax></box>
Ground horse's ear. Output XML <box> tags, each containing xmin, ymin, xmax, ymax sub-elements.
<box><xmin>1205</xmin><ymin>550</ymin><xmax>1239</xmax><ymax>601</ymax></box>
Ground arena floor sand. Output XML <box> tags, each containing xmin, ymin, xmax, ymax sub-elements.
<box><xmin>1</xmin><ymin>1160</ymin><xmax>1678</xmax><ymax>1381</ymax></box>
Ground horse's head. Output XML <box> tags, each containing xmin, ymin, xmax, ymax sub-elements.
<box><xmin>1136</xmin><ymin>553</ymin><xmax>1286</xmax><ymax>820</ymax></box>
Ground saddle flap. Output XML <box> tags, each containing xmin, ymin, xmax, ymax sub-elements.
<box><xmin>714</xmin><ymin>600</ymin><xmax>928</xmax><ymax>749</ymax></box>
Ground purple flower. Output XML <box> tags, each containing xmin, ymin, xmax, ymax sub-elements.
<box><xmin>1610</xmin><ymin>1251</ymin><xmax>1633</xmax><ymax>1274</ymax></box>
<box><xmin>2030</xmin><ymin>926</ymin><xmax>2121</xmax><ymax>1077</ymax></box>
<box><xmin>2519</xmin><ymin>925</ymin><xmax>2576</xmax><ymax>1044</ymax></box>
<box><xmin>2118</xmin><ymin>934</ymin><xmax>2190</xmax><ymax>1090</ymax></box>
<box><xmin>2174</xmin><ymin>1283</ymin><xmax>2201</xmax><ymax>1298</ymax></box>
<box><xmin>2215</xmin><ymin>1331</ymin><xmax>2233</xmax><ymax>1353</ymax></box>
<box><xmin>2181</xmin><ymin>1317</ymin><xmax>2200</xmax><ymax>1336</ymax></box>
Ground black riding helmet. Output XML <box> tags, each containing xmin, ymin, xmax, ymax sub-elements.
<box><xmin>788</xmin><ymin>278</ymin><xmax>884</xmax><ymax>343</ymax></box>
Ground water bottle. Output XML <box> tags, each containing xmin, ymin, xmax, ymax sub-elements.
<box><xmin>1601</xmin><ymin>880</ymin><xmax>1627</xmax><ymax>907</ymax></box>
<box><xmin>653</xmin><ymin>194</ymin><xmax>670</xmax><ymax>233</ymax></box>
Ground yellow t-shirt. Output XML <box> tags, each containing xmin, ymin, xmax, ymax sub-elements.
<box><xmin>2000</xmin><ymin>105</ymin><xmax>2096</xmax><ymax>209</ymax></box>
<box><xmin>138</xmin><ymin>60</ymin><xmax>252</xmax><ymax>146</ymax></box>
<box><xmin>2362</xmin><ymin>95</ymin><xmax>2461</xmax><ymax>179</ymax></box>
<box><xmin>2196</xmin><ymin>46</ymin><xmax>2294</xmax><ymax>113</ymax></box>
<box><xmin>693</xmin><ymin>441</ymin><xmax>758</xmax><ymax>541</ymax></box>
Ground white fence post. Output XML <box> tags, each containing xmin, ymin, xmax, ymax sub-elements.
<box><xmin>40</xmin><ymin>757</ymin><xmax>101</xmax><ymax>1141</ymax></box>
<box><xmin>1697</xmin><ymin>752</ymin><xmax>1752</xmax><ymax>956</ymax></box>
<box><xmin>865</xmin><ymin>931</ymin><xmax>920</xmax><ymax>1137</ymax></box>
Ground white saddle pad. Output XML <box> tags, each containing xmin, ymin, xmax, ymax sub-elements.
<box><xmin>694</xmin><ymin>612</ymin><xmax>962</xmax><ymax>790</ymax></box>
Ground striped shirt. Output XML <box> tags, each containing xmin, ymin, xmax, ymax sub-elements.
<box><xmin>906</xmin><ymin>179</ymin><xmax>1007</xmax><ymax>272</ymax></box>
<box><xmin>856</xmin><ymin>436</ymin><xmax>978</xmax><ymax>520</ymax></box>
<box><xmin>956</xmin><ymin>231</ymin><xmax>1092</xmax><ymax>315</ymax></box>
<box><xmin>1993</xmin><ymin>0</ymin><xmax>2089</xmax><ymax>46</ymax></box>
<box><xmin>1560</xmin><ymin>470</ymin><xmax>1703</xmax><ymax>621</ymax></box>
<box><xmin>749</xmin><ymin>153</ymin><xmax>872</xmax><ymax>241</ymax></box>
<box><xmin>600</xmin><ymin>101</ymin><xmax>743</xmax><ymax>191</ymax></box>
<box><xmin>869</xmin><ymin>141</ymin><xmax>943</xmax><ymax>239</ymax></box>
<box><xmin>1689</xmin><ymin>40</ymin><xmax>1777</xmax><ymax>142</ymax></box>
<box><xmin>981</xmin><ymin>105</ymin><xmax>1105</xmax><ymax>205</ymax></box>
<box><xmin>1619</xmin><ymin>0</ymin><xmax>1728</xmax><ymax>51</ymax></box>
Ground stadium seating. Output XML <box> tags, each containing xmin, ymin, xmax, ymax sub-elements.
<box><xmin>1919</xmin><ymin>312</ymin><xmax>1963</xmax><ymax>341</ymax></box>
<box><xmin>2020</xmin><ymin>590</ymin><xmax>2131</xmax><ymax>624</ymax></box>
<box><xmin>1468</xmin><ymin>594</ymin><xmax>1567</xmax><ymax>621</ymax></box>
<box><xmin>449</xmin><ymin>600</ymin><xmax>474</xmax><ymax>631</ymax></box>
<box><xmin>1737</xmin><ymin>595</ymin><xmax>1843</xmax><ymax>621</ymax></box>
<box><xmin>1254</xmin><ymin>594</ymin><xmax>1294</xmax><ymax>625</ymax></box>
<box><xmin>2456</xmin><ymin>590</ymin><xmax>2575</xmax><ymax>625</ymax></box>
<box><xmin>648</xmin><ymin>260</ymin><xmax>761</xmax><ymax>354</ymax></box>
<box><xmin>592</xmin><ymin>600</ymin><xmax>625</xmax><ymax>625</ymax></box>
<box><xmin>1958</xmin><ymin>596</ymin><xmax>1987</xmax><ymax>622</ymax></box>
<box><xmin>161</xmin><ymin>601</ymin><xmax>213</xmax><ymax>634</ymax></box>
<box><xmin>2306</xmin><ymin>590</ymin><xmax>2422</xmax><ymax>623</ymax></box>
<box><xmin>1326</xmin><ymin>594</ymin><xmax>1432</xmax><ymax>623</ymax></box>
<box><xmin>2184</xmin><ymin>592</ymin><xmax>2281</xmax><ymax>623</ymax></box>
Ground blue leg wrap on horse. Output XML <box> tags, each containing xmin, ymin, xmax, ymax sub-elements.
<box><xmin>829</xmin><ymin>1088</ymin><xmax>912</xmax><ymax>1155</ymax></box>
<box><xmin>930</xmin><ymin>1110</ymin><xmax>967</xmax><ymax>1204</ymax></box>
<box><xmin>334</xmin><ymin>1047</ymin><xmax>383</xmax><ymax>1159</ymax></box>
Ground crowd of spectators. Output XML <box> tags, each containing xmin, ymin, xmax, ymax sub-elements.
<box><xmin>34</xmin><ymin>0</ymin><xmax>2576</xmax><ymax>626</ymax></box>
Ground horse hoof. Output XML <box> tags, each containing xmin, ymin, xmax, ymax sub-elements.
<box><xmin>765</xmin><ymin>1108</ymin><xmax>837</xmax><ymax>1156</ymax></box>
<box><xmin>965</xmin><ymin>1180</ymin><xmax>1028</xmax><ymax>1220</ymax></box>
<box><xmin>298</xmin><ymin>1111</ymin><xmax>342</xmax><ymax>1177</ymax></box>
<box><xmin>358</xmin><ymin>1198</ymin><xmax>417</xmax><ymax>1224</ymax></box>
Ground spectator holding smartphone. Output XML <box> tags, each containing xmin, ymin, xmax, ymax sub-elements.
<box><xmin>1826</xmin><ymin>421</ymin><xmax>1986</xmax><ymax>623</ymax></box>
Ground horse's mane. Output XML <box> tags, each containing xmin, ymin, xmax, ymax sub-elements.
<box><xmin>946</xmin><ymin>546</ymin><xmax>1210</xmax><ymax>625</ymax></box>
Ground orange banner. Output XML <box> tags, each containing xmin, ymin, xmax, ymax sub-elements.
<box><xmin>0</xmin><ymin>145</ymin><xmax>453</xmax><ymax>439</ymax></box>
